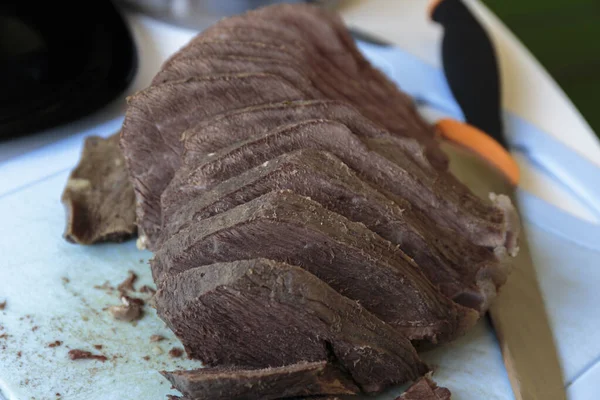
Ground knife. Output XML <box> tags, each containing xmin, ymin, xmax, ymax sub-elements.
<box><xmin>429</xmin><ymin>1</ymin><xmax>566</xmax><ymax>399</ymax></box>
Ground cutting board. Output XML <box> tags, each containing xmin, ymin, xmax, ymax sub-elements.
<box><xmin>1</xmin><ymin>2</ymin><xmax>600</xmax><ymax>399</ymax></box>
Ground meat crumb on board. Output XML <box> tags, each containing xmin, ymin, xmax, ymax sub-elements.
<box><xmin>117</xmin><ymin>270</ymin><xmax>138</xmax><ymax>293</ymax></box>
<box><xmin>0</xmin><ymin>300</ymin><xmax>6</xmax><ymax>310</ymax></box>
<box><xmin>48</xmin><ymin>340</ymin><xmax>63</xmax><ymax>348</ymax></box>
<box><xmin>150</xmin><ymin>334</ymin><xmax>166</xmax><ymax>342</ymax></box>
<box><xmin>94</xmin><ymin>344</ymin><xmax>103</xmax><ymax>350</ymax></box>
<box><xmin>139</xmin><ymin>285</ymin><xmax>156</xmax><ymax>295</ymax></box>
<box><xmin>168</xmin><ymin>347</ymin><xmax>184</xmax><ymax>358</ymax></box>
<box><xmin>108</xmin><ymin>296</ymin><xmax>143</xmax><ymax>322</ymax></box>
<box><xmin>68</xmin><ymin>349</ymin><xmax>107</xmax><ymax>362</ymax></box>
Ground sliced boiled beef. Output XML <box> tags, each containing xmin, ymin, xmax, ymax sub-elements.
<box><xmin>153</xmin><ymin>190</ymin><xmax>479</xmax><ymax>342</ymax></box>
<box><xmin>115</xmin><ymin>4</ymin><xmax>521</xmax><ymax>398</ymax></box>
<box><xmin>61</xmin><ymin>133</ymin><xmax>136</xmax><ymax>244</ymax></box>
<box><xmin>161</xmin><ymin>149</ymin><xmax>502</xmax><ymax>312</ymax></box>
<box><xmin>160</xmin><ymin>361</ymin><xmax>359</xmax><ymax>400</ymax></box>
<box><xmin>175</xmin><ymin>99</ymin><xmax>513</xmax><ymax>253</ymax></box>
<box><xmin>120</xmin><ymin>73</ymin><xmax>308</xmax><ymax>249</ymax></box>
<box><xmin>164</xmin><ymin>119</ymin><xmax>514</xmax><ymax>250</ymax></box>
<box><xmin>154</xmin><ymin>257</ymin><xmax>430</xmax><ymax>392</ymax></box>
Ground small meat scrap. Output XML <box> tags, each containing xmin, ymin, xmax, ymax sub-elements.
<box><xmin>94</xmin><ymin>344</ymin><xmax>103</xmax><ymax>350</ymax></box>
<box><xmin>48</xmin><ymin>340</ymin><xmax>63</xmax><ymax>348</ymax></box>
<box><xmin>61</xmin><ymin>132</ymin><xmax>137</xmax><ymax>245</ymax></box>
<box><xmin>398</xmin><ymin>376</ymin><xmax>451</xmax><ymax>400</ymax></box>
<box><xmin>0</xmin><ymin>300</ymin><xmax>6</xmax><ymax>310</ymax></box>
<box><xmin>68</xmin><ymin>349</ymin><xmax>107</xmax><ymax>362</ymax></box>
<box><xmin>150</xmin><ymin>334</ymin><xmax>165</xmax><ymax>343</ymax></box>
<box><xmin>108</xmin><ymin>296</ymin><xmax>143</xmax><ymax>322</ymax></box>
<box><xmin>117</xmin><ymin>271</ymin><xmax>138</xmax><ymax>293</ymax></box>
<box><xmin>139</xmin><ymin>285</ymin><xmax>156</xmax><ymax>295</ymax></box>
<box><xmin>161</xmin><ymin>361</ymin><xmax>358</xmax><ymax>400</ymax></box>
<box><xmin>168</xmin><ymin>347</ymin><xmax>184</xmax><ymax>358</ymax></box>
<box><xmin>122</xmin><ymin>295</ymin><xmax>144</xmax><ymax>307</ymax></box>
<box><xmin>93</xmin><ymin>281</ymin><xmax>115</xmax><ymax>293</ymax></box>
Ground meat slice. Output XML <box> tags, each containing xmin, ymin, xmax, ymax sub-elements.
<box><xmin>161</xmin><ymin>361</ymin><xmax>359</xmax><ymax>400</ymax></box>
<box><xmin>61</xmin><ymin>133</ymin><xmax>136</xmax><ymax>244</ymax></box>
<box><xmin>120</xmin><ymin>73</ymin><xmax>307</xmax><ymax>249</ymax></box>
<box><xmin>154</xmin><ymin>190</ymin><xmax>478</xmax><ymax>342</ymax></box>
<box><xmin>180</xmin><ymin>100</ymin><xmax>433</xmax><ymax>171</ymax></box>
<box><xmin>398</xmin><ymin>376</ymin><xmax>452</xmax><ymax>400</ymax></box>
<box><xmin>155</xmin><ymin>257</ymin><xmax>430</xmax><ymax>392</ymax></box>
<box><xmin>167</xmin><ymin>119</ymin><xmax>513</xmax><ymax>251</ymax></box>
<box><xmin>162</xmin><ymin>150</ymin><xmax>501</xmax><ymax>312</ymax></box>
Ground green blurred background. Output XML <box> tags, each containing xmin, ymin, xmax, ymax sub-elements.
<box><xmin>482</xmin><ymin>0</ymin><xmax>599</xmax><ymax>137</ymax></box>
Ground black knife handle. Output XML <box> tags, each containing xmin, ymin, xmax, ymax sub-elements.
<box><xmin>431</xmin><ymin>0</ymin><xmax>507</xmax><ymax>149</ymax></box>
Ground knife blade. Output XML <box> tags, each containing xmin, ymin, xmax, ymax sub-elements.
<box><xmin>430</xmin><ymin>1</ymin><xmax>566</xmax><ymax>399</ymax></box>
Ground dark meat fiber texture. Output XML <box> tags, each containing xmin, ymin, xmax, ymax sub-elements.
<box><xmin>179</xmin><ymin>100</ymin><xmax>433</xmax><ymax>171</ymax></box>
<box><xmin>120</xmin><ymin>73</ymin><xmax>307</xmax><ymax>249</ymax></box>
<box><xmin>61</xmin><ymin>133</ymin><xmax>136</xmax><ymax>244</ymax></box>
<box><xmin>161</xmin><ymin>361</ymin><xmax>358</xmax><ymax>400</ymax></box>
<box><xmin>161</xmin><ymin>149</ymin><xmax>502</xmax><ymax>312</ymax></box>
<box><xmin>153</xmin><ymin>190</ymin><xmax>478</xmax><ymax>342</ymax></box>
<box><xmin>397</xmin><ymin>376</ymin><xmax>452</xmax><ymax>400</ymax></box>
<box><xmin>164</xmin><ymin>119</ymin><xmax>511</xmax><ymax>252</ymax></box>
<box><xmin>155</xmin><ymin>258</ymin><xmax>429</xmax><ymax>393</ymax></box>
<box><xmin>156</xmin><ymin>4</ymin><xmax>446</xmax><ymax>168</ymax></box>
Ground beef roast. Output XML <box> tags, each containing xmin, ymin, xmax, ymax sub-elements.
<box><xmin>398</xmin><ymin>376</ymin><xmax>452</xmax><ymax>400</ymax></box>
<box><xmin>165</xmin><ymin>119</ymin><xmax>512</xmax><ymax>250</ymax></box>
<box><xmin>161</xmin><ymin>149</ymin><xmax>502</xmax><ymax>311</ymax></box>
<box><xmin>120</xmin><ymin>73</ymin><xmax>307</xmax><ymax>249</ymax></box>
<box><xmin>155</xmin><ymin>258</ymin><xmax>430</xmax><ymax>392</ymax></box>
<box><xmin>154</xmin><ymin>190</ymin><xmax>478</xmax><ymax>342</ymax></box>
<box><xmin>161</xmin><ymin>361</ymin><xmax>358</xmax><ymax>400</ymax></box>
<box><xmin>61</xmin><ymin>133</ymin><xmax>136</xmax><ymax>244</ymax></box>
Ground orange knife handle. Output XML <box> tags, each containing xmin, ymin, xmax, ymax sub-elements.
<box><xmin>436</xmin><ymin>118</ymin><xmax>520</xmax><ymax>185</ymax></box>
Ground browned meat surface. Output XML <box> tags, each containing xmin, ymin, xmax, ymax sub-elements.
<box><xmin>161</xmin><ymin>361</ymin><xmax>358</xmax><ymax>400</ymax></box>
<box><xmin>155</xmin><ymin>258</ymin><xmax>429</xmax><ymax>393</ymax></box>
<box><xmin>61</xmin><ymin>133</ymin><xmax>136</xmax><ymax>244</ymax></box>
